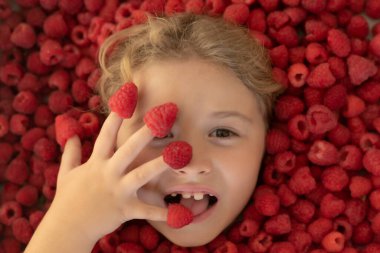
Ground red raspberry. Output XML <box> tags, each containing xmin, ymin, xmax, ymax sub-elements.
<box><xmin>84</xmin><ymin>0</ymin><xmax>104</xmax><ymax>12</ymax></box>
<box><xmin>25</xmin><ymin>7</ymin><xmax>46</xmax><ymax>27</ymax></box>
<box><xmin>48</xmin><ymin>91</ymin><xmax>73</xmax><ymax>114</ymax></box>
<box><xmin>29</xmin><ymin>210</ymin><xmax>44</xmax><ymax>230</ymax></box>
<box><xmin>365</xmin><ymin>0</ymin><xmax>380</xmax><ymax>19</ymax></box>
<box><xmin>119</xmin><ymin>224</ymin><xmax>140</xmax><ymax>243</ymax></box>
<box><xmin>370</xmin><ymin>189</ymin><xmax>380</xmax><ymax>210</ymax></box>
<box><xmin>303</xmin><ymin>87</ymin><xmax>323</xmax><ymax>107</ymax></box>
<box><xmin>305</xmin><ymin>19</ymin><xmax>328</xmax><ymax>42</ymax></box>
<box><xmin>0</xmin><ymin>142</ymin><xmax>13</xmax><ymax>165</ymax></box>
<box><xmin>359</xmin><ymin>133</ymin><xmax>380</xmax><ymax>151</ymax></box>
<box><xmin>351</xmin><ymin>38</ymin><xmax>368</xmax><ymax>56</ymax></box>
<box><xmin>288</xmin><ymin>166</ymin><xmax>316</xmax><ymax>195</ymax></box>
<box><xmin>48</xmin><ymin>69</ymin><xmax>70</xmax><ymax>91</ymax></box>
<box><xmin>39</xmin><ymin>39</ymin><xmax>64</xmax><ymax>66</ymax></box>
<box><xmin>308</xmin><ymin>140</ymin><xmax>339</xmax><ymax>166</ymax></box>
<box><xmin>288</xmin><ymin>230</ymin><xmax>312</xmax><ymax>253</ymax></box>
<box><xmin>269</xmin><ymin>242</ymin><xmax>295</xmax><ymax>253</ymax></box>
<box><xmin>307</xmin><ymin>218</ymin><xmax>333</xmax><ymax>243</ymax></box>
<box><xmin>12</xmin><ymin>91</ymin><xmax>38</xmax><ymax>115</ymax></box>
<box><xmin>328</xmin><ymin>57</ymin><xmax>346</xmax><ymax>80</ymax></box>
<box><xmin>167</xmin><ymin>203</ymin><xmax>193</xmax><ymax>229</ymax></box>
<box><xmin>287</xmin><ymin>63</ymin><xmax>309</xmax><ymax>88</ymax></box>
<box><xmin>272</xmin><ymin>25</ymin><xmax>299</xmax><ymax>47</ymax></box>
<box><xmin>274</xmin><ymin>95</ymin><xmax>304</xmax><ymax>122</ymax></box>
<box><xmin>305</xmin><ymin>42</ymin><xmax>328</xmax><ymax>65</ymax></box>
<box><xmin>10</xmin><ymin>114</ymin><xmax>29</xmax><ymax>135</ymax></box>
<box><xmin>347</xmin><ymin>54</ymin><xmax>377</xmax><ymax>85</ymax></box>
<box><xmin>33</xmin><ymin>137</ymin><xmax>57</xmax><ymax>162</ymax></box>
<box><xmin>21</xmin><ymin>128</ymin><xmax>45</xmax><ymax>151</ymax></box>
<box><xmin>163</xmin><ymin>141</ymin><xmax>192</xmax><ymax>170</ymax></box>
<box><xmin>284</xmin><ymin>7</ymin><xmax>307</xmax><ymax>27</ymax></box>
<box><xmin>265</xmin><ymin>128</ymin><xmax>290</xmax><ymax>155</ymax></box>
<box><xmin>274</xmin><ymin>151</ymin><xmax>295</xmax><ymax>173</ymax></box>
<box><xmin>26</xmin><ymin>51</ymin><xmax>51</xmax><ymax>75</ymax></box>
<box><xmin>258</xmin><ymin>0</ymin><xmax>279</xmax><ymax>13</ymax></box>
<box><xmin>15</xmin><ymin>184</ymin><xmax>38</xmax><ymax>207</ymax></box>
<box><xmin>290</xmin><ymin>199</ymin><xmax>315</xmax><ymax>223</ymax></box>
<box><xmin>370</xmin><ymin>34</ymin><xmax>380</xmax><ymax>58</ymax></box>
<box><xmin>78</xmin><ymin>112</ymin><xmax>100</xmax><ymax>137</ymax></box>
<box><xmin>2</xmin><ymin>183</ymin><xmax>21</xmax><ymax>202</ymax></box>
<box><xmin>339</xmin><ymin>145</ymin><xmax>362</xmax><ymax>170</ymax></box>
<box><xmin>117</xmin><ymin>242</ymin><xmax>145</xmax><ymax>253</ymax></box>
<box><xmin>321</xmin><ymin>166</ymin><xmax>349</xmax><ymax>192</ymax></box>
<box><xmin>321</xmin><ymin>231</ymin><xmax>345</xmax><ymax>252</ymax></box>
<box><xmin>363</xmin><ymin>149</ymin><xmax>380</xmax><ymax>176</ymax></box>
<box><xmin>254</xmin><ymin>191</ymin><xmax>280</xmax><ymax>216</ymax></box>
<box><xmin>75</xmin><ymin>57</ymin><xmax>96</xmax><ymax>79</ymax></box>
<box><xmin>34</xmin><ymin>105</ymin><xmax>54</xmax><ymax>127</ymax></box>
<box><xmin>58</xmin><ymin>0</ymin><xmax>83</xmax><ymax>15</ymax></box>
<box><xmin>43</xmin><ymin>12</ymin><xmax>68</xmax><ymax>39</ymax></box>
<box><xmin>144</xmin><ymin>102</ymin><xmax>178</xmax><ymax>138</ymax></box>
<box><xmin>301</xmin><ymin>0</ymin><xmax>326</xmax><ymax>14</ymax></box>
<box><xmin>108</xmin><ymin>82</ymin><xmax>138</xmax><ymax>119</ymax></box>
<box><xmin>165</xmin><ymin>0</ymin><xmax>185</xmax><ymax>15</ymax></box>
<box><xmin>139</xmin><ymin>224</ymin><xmax>159</xmax><ymax>250</ymax></box>
<box><xmin>0</xmin><ymin>201</ymin><xmax>22</xmax><ymax>226</ymax></box>
<box><xmin>0</xmin><ymin>114</ymin><xmax>9</xmax><ymax>138</ymax></box>
<box><xmin>287</xmin><ymin>114</ymin><xmax>309</xmax><ymax>141</ymax></box>
<box><xmin>344</xmin><ymin>199</ymin><xmax>367</xmax><ymax>226</ymax></box>
<box><xmin>12</xmin><ymin>217</ymin><xmax>33</xmax><ymax>244</ymax></box>
<box><xmin>356</xmin><ymin>81</ymin><xmax>380</xmax><ymax>104</ymax></box>
<box><xmin>323</xmin><ymin>84</ymin><xmax>347</xmax><ymax>111</ymax></box>
<box><xmin>342</xmin><ymin>94</ymin><xmax>366</xmax><ymax>118</ymax></box>
<box><xmin>327</xmin><ymin>29</ymin><xmax>351</xmax><ymax>57</ymax></box>
<box><xmin>247</xmin><ymin>9</ymin><xmax>266</xmax><ymax>32</ymax></box>
<box><xmin>71</xmin><ymin>79</ymin><xmax>91</xmax><ymax>104</ymax></box>
<box><xmin>374</xmin><ymin>118</ymin><xmax>380</xmax><ymax>134</ymax></box>
<box><xmin>214</xmin><ymin>241</ymin><xmax>238</xmax><ymax>253</ymax></box>
<box><xmin>18</xmin><ymin>72</ymin><xmax>44</xmax><ymax>93</ymax></box>
<box><xmin>347</xmin><ymin>15</ymin><xmax>369</xmax><ymax>39</ymax></box>
<box><xmin>306</xmin><ymin>104</ymin><xmax>338</xmax><ymax>134</ymax></box>
<box><xmin>306</xmin><ymin>63</ymin><xmax>336</xmax><ymax>89</ymax></box>
<box><xmin>333</xmin><ymin>217</ymin><xmax>352</xmax><ymax>241</ymax></box>
<box><xmin>55</xmin><ymin>114</ymin><xmax>84</xmax><ymax>148</ymax></box>
<box><xmin>0</xmin><ymin>62</ymin><xmax>24</xmax><ymax>86</ymax></box>
<box><xmin>349</xmin><ymin>176</ymin><xmax>372</xmax><ymax>198</ymax></box>
<box><xmin>10</xmin><ymin>23</ymin><xmax>36</xmax><ymax>49</ymax></box>
<box><xmin>277</xmin><ymin>183</ymin><xmax>297</xmax><ymax>207</ymax></box>
<box><xmin>264</xmin><ymin>214</ymin><xmax>291</xmax><ymax>235</ymax></box>
<box><xmin>320</xmin><ymin>193</ymin><xmax>345</xmax><ymax>218</ymax></box>
<box><xmin>223</xmin><ymin>3</ymin><xmax>249</xmax><ymax>25</ymax></box>
<box><xmin>271</xmin><ymin>46</ymin><xmax>289</xmax><ymax>70</ymax></box>
<box><xmin>184</xmin><ymin>0</ymin><xmax>204</xmax><ymax>14</ymax></box>
<box><xmin>99</xmin><ymin>233</ymin><xmax>119</xmax><ymax>252</ymax></box>
<box><xmin>248</xmin><ymin>232</ymin><xmax>273</xmax><ymax>252</ymax></box>
<box><xmin>5</xmin><ymin>158</ymin><xmax>29</xmax><ymax>185</ymax></box>
<box><xmin>239</xmin><ymin>218</ymin><xmax>259</xmax><ymax>237</ymax></box>
<box><xmin>352</xmin><ymin>221</ymin><xmax>373</xmax><ymax>244</ymax></box>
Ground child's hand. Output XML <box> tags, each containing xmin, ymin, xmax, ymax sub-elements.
<box><xmin>48</xmin><ymin>112</ymin><xmax>169</xmax><ymax>241</ymax></box>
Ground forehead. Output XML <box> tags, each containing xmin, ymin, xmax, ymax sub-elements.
<box><xmin>131</xmin><ymin>58</ymin><xmax>260</xmax><ymax>116</ymax></box>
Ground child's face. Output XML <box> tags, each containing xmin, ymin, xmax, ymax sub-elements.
<box><xmin>116</xmin><ymin>57</ymin><xmax>266</xmax><ymax>247</ymax></box>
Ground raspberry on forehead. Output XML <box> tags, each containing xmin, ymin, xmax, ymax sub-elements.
<box><xmin>108</xmin><ymin>82</ymin><xmax>138</xmax><ymax>119</ymax></box>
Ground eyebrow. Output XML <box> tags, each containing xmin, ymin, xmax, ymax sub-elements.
<box><xmin>210</xmin><ymin>111</ymin><xmax>253</xmax><ymax>124</ymax></box>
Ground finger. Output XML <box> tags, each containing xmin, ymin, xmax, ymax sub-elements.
<box><xmin>92</xmin><ymin>112</ymin><xmax>123</xmax><ymax>158</ymax></box>
<box><xmin>128</xmin><ymin>203</ymin><xmax>168</xmax><ymax>222</ymax></box>
<box><xmin>60</xmin><ymin>135</ymin><xmax>81</xmax><ymax>176</ymax></box>
<box><xmin>120</xmin><ymin>156</ymin><xmax>168</xmax><ymax>190</ymax></box>
<box><xmin>110</xmin><ymin>125</ymin><xmax>153</xmax><ymax>175</ymax></box>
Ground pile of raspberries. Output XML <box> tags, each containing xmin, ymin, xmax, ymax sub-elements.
<box><xmin>0</xmin><ymin>0</ymin><xmax>380</xmax><ymax>252</ymax></box>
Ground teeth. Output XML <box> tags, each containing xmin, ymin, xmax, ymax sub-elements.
<box><xmin>193</xmin><ymin>192</ymin><xmax>204</xmax><ymax>200</ymax></box>
<box><xmin>182</xmin><ymin>192</ymin><xmax>192</xmax><ymax>199</ymax></box>
<box><xmin>171</xmin><ymin>193</ymin><xmax>178</xmax><ymax>197</ymax></box>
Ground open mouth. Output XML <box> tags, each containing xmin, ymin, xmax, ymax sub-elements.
<box><xmin>164</xmin><ymin>192</ymin><xmax>218</xmax><ymax>215</ymax></box>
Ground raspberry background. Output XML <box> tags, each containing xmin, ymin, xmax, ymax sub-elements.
<box><xmin>0</xmin><ymin>0</ymin><xmax>380</xmax><ymax>252</ymax></box>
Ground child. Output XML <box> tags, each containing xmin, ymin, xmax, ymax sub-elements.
<box><xmin>25</xmin><ymin>12</ymin><xmax>283</xmax><ymax>252</ymax></box>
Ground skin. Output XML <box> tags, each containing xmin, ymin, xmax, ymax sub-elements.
<box><xmin>24</xmin><ymin>57</ymin><xmax>266</xmax><ymax>252</ymax></box>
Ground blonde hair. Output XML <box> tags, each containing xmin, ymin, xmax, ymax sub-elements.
<box><xmin>97</xmin><ymin>12</ymin><xmax>283</xmax><ymax>129</ymax></box>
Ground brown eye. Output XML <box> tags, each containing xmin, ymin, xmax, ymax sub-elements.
<box><xmin>210</xmin><ymin>129</ymin><xmax>237</xmax><ymax>138</ymax></box>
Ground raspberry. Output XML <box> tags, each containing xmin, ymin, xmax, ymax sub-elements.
<box><xmin>40</xmin><ymin>39</ymin><xmax>64</xmax><ymax>66</ymax></box>
<box><xmin>165</xmin><ymin>0</ymin><xmax>185</xmax><ymax>16</ymax></box>
<box><xmin>269</xmin><ymin>242</ymin><xmax>295</xmax><ymax>253</ymax></box>
<box><xmin>370</xmin><ymin>190</ymin><xmax>380</xmax><ymax>211</ymax></box>
<box><xmin>258</xmin><ymin>0</ymin><xmax>279</xmax><ymax>13</ymax></box>
<box><xmin>5</xmin><ymin>158</ymin><xmax>29</xmax><ymax>185</ymax></box>
<box><xmin>267</xmin><ymin>11</ymin><xmax>290</xmax><ymax>30</ymax></box>
<box><xmin>328</xmin><ymin>57</ymin><xmax>346</xmax><ymax>80</ymax></box>
<box><xmin>167</xmin><ymin>203</ymin><xmax>193</xmax><ymax>229</ymax></box>
<box><xmin>342</xmin><ymin>94</ymin><xmax>365</xmax><ymax>118</ymax></box>
<box><xmin>10</xmin><ymin>23</ymin><xmax>36</xmax><ymax>49</ymax></box>
<box><xmin>11</xmin><ymin>217</ymin><xmax>33</xmax><ymax>244</ymax></box>
<box><xmin>12</xmin><ymin>91</ymin><xmax>38</xmax><ymax>115</ymax></box>
<box><xmin>308</xmin><ymin>140</ymin><xmax>339</xmax><ymax>166</ymax></box>
<box><xmin>21</xmin><ymin>127</ymin><xmax>45</xmax><ymax>151</ymax></box>
<box><xmin>321</xmin><ymin>166</ymin><xmax>349</xmax><ymax>192</ymax></box>
<box><xmin>306</xmin><ymin>63</ymin><xmax>336</xmax><ymax>89</ymax></box>
<box><xmin>0</xmin><ymin>201</ymin><xmax>22</xmax><ymax>226</ymax></box>
<box><xmin>143</xmin><ymin>102</ymin><xmax>178</xmax><ymax>138</ymax></box>
<box><xmin>48</xmin><ymin>69</ymin><xmax>70</xmax><ymax>91</ymax></box>
<box><xmin>277</xmin><ymin>184</ymin><xmax>297</xmax><ymax>207</ymax></box>
<box><xmin>359</xmin><ymin>133</ymin><xmax>380</xmax><ymax>151</ymax></box>
<box><xmin>287</xmin><ymin>114</ymin><xmax>309</xmax><ymax>141</ymax></box>
<box><xmin>365</xmin><ymin>0</ymin><xmax>380</xmax><ymax>19</ymax></box>
<box><xmin>26</xmin><ymin>51</ymin><xmax>51</xmax><ymax>75</ymax></box>
<box><xmin>0</xmin><ymin>62</ymin><xmax>24</xmax><ymax>86</ymax></box>
<box><xmin>15</xmin><ymin>184</ymin><xmax>38</xmax><ymax>207</ymax></box>
<box><xmin>254</xmin><ymin>190</ymin><xmax>280</xmax><ymax>216</ymax></box>
<box><xmin>323</xmin><ymin>84</ymin><xmax>347</xmax><ymax>111</ymax></box>
<box><xmin>248</xmin><ymin>232</ymin><xmax>273</xmax><ymax>252</ymax></box>
<box><xmin>214</xmin><ymin>241</ymin><xmax>238</xmax><ymax>253</ymax></box>
<box><xmin>320</xmin><ymin>193</ymin><xmax>345</xmax><ymax>218</ymax></box>
<box><xmin>347</xmin><ymin>15</ymin><xmax>369</xmax><ymax>39</ymax></box>
<box><xmin>58</xmin><ymin>0</ymin><xmax>83</xmax><ymax>15</ymax></box>
<box><xmin>274</xmin><ymin>151</ymin><xmax>295</xmax><ymax>173</ymax></box>
<box><xmin>43</xmin><ymin>12</ymin><xmax>68</xmax><ymax>39</ymax></box>
<box><xmin>116</xmin><ymin>242</ymin><xmax>145</xmax><ymax>253</ymax></box>
<box><xmin>287</xmin><ymin>63</ymin><xmax>309</xmax><ymax>88</ymax></box>
<box><xmin>18</xmin><ymin>72</ymin><xmax>43</xmax><ymax>93</ymax></box>
<box><xmin>321</xmin><ymin>231</ymin><xmax>345</xmax><ymax>252</ymax></box>
<box><xmin>78</xmin><ymin>112</ymin><xmax>100</xmax><ymax>137</ymax></box>
<box><xmin>352</xmin><ymin>221</ymin><xmax>373</xmax><ymax>245</ymax></box>
<box><xmin>333</xmin><ymin>217</ymin><xmax>352</xmax><ymax>241</ymax></box>
<box><xmin>272</xmin><ymin>25</ymin><xmax>299</xmax><ymax>47</ymax></box>
<box><xmin>305</xmin><ymin>19</ymin><xmax>328</xmax><ymax>42</ymax></box>
<box><xmin>303</xmin><ymin>87</ymin><xmax>323</xmax><ymax>107</ymax></box>
<box><xmin>139</xmin><ymin>224</ymin><xmax>159</xmax><ymax>250</ymax></box>
<box><xmin>301</xmin><ymin>0</ymin><xmax>326</xmax><ymax>14</ymax></box>
<box><xmin>363</xmin><ymin>149</ymin><xmax>380</xmax><ymax>176</ymax></box>
<box><xmin>349</xmin><ymin>176</ymin><xmax>372</xmax><ymax>198</ymax></box>
<box><xmin>265</xmin><ymin>129</ymin><xmax>290</xmax><ymax>155</ymax></box>
<box><xmin>288</xmin><ymin>230</ymin><xmax>312</xmax><ymax>253</ymax></box>
<box><xmin>239</xmin><ymin>219</ymin><xmax>259</xmax><ymax>237</ymax></box>
<box><xmin>356</xmin><ymin>81</ymin><xmax>380</xmax><ymax>104</ymax></box>
<box><xmin>344</xmin><ymin>199</ymin><xmax>367</xmax><ymax>226</ymax></box>
<box><xmin>370</xmin><ymin>34</ymin><xmax>380</xmax><ymax>58</ymax></box>
<box><xmin>10</xmin><ymin>114</ymin><xmax>29</xmax><ymax>135</ymax></box>
<box><xmin>306</xmin><ymin>105</ymin><xmax>338</xmax><ymax>134</ymax></box>
<box><xmin>108</xmin><ymin>82</ymin><xmax>138</xmax><ymax>119</ymax></box>
<box><xmin>185</xmin><ymin>0</ymin><xmax>204</xmax><ymax>14</ymax></box>
<box><xmin>305</xmin><ymin>43</ymin><xmax>328</xmax><ymax>65</ymax></box>
<box><xmin>264</xmin><ymin>214</ymin><xmax>291</xmax><ymax>235</ymax></box>
<box><xmin>162</xmin><ymin>141</ymin><xmax>192</xmax><ymax>170</ymax></box>
<box><xmin>29</xmin><ymin>210</ymin><xmax>44</xmax><ymax>230</ymax></box>
<box><xmin>33</xmin><ymin>137</ymin><xmax>57</xmax><ymax>162</ymax></box>
<box><xmin>0</xmin><ymin>142</ymin><xmax>13</xmax><ymax>165</ymax></box>
<box><xmin>288</xmin><ymin>166</ymin><xmax>316</xmax><ymax>195</ymax></box>
<box><xmin>84</xmin><ymin>0</ymin><xmax>104</xmax><ymax>12</ymax></box>
<box><xmin>347</xmin><ymin>54</ymin><xmax>377</xmax><ymax>85</ymax></box>
<box><xmin>339</xmin><ymin>145</ymin><xmax>362</xmax><ymax>171</ymax></box>
<box><xmin>223</xmin><ymin>3</ymin><xmax>249</xmax><ymax>25</ymax></box>
<box><xmin>99</xmin><ymin>233</ymin><xmax>119</xmax><ymax>252</ymax></box>
<box><xmin>307</xmin><ymin>218</ymin><xmax>333</xmax><ymax>243</ymax></box>
<box><xmin>0</xmin><ymin>114</ymin><xmax>9</xmax><ymax>138</ymax></box>
<box><xmin>55</xmin><ymin>114</ymin><xmax>84</xmax><ymax>147</ymax></box>
<box><xmin>48</xmin><ymin>91</ymin><xmax>73</xmax><ymax>114</ymax></box>
<box><xmin>290</xmin><ymin>199</ymin><xmax>315</xmax><ymax>223</ymax></box>
<box><xmin>284</xmin><ymin>7</ymin><xmax>307</xmax><ymax>26</ymax></box>
<box><xmin>247</xmin><ymin>9</ymin><xmax>266</xmax><ymax>32</ymax></box>
<box><xmin>75</xmin><ymin>57</ymin><xmax>96</xmax><ymax>79</ymax></box>
<box><xmin>327</xmin><ymin>29</ymin><xmax>351</xmax><ymax>57</ymax></box>
<box><xmin>274</xmin><ymin>95</ymin><xmax>304</xmax><ymax>122</ymax></box>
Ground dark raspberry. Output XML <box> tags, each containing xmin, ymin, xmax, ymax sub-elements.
<box><xmin>0</xmin><ymin>201</ymin><xmax>22</xmax><ymax>226</ymax></box>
